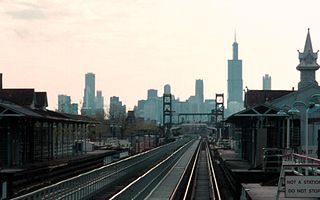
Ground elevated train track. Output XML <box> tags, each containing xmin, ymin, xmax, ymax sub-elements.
<box><xmin>174</xmin><ymin>139</ymin><xmax>221</xmax><ymax>200</ymax></box>
<box><xmin>109</xmin><ymin>138</ymin><xmax>221</xmax><ymax>200</ymax></box>
<box><xmin>12</xmin><ymin>137</ymin><xmax>227</xmax><ymax>200</ymax></box>
<box><xmin>12</xmin><ymin>137</ymin><xmax>192</xmax><ymax>200</ymax></box>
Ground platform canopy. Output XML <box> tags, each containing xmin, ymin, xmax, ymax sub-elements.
<box><xmin>0</xmin><ymin>102</ymin><xmax>42</xmax><ymax>118</ymax></box>
<box><xmin>0</xmin><ymin>102</ymin><xmax>98</xmax><ymax>124</ymax></box>
<box><xmin>225</xmin><ymin>104</ymin><xmax>284</xmax><ymax>123</ymax></box>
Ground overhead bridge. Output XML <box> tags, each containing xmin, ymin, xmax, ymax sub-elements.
<box><xmin>171</xmin><ymin>123</ymin><xmax>217</xmax><ymax>136</ymax></box>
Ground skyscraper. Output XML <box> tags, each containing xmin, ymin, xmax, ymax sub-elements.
<box><xmin>195</xmin><ymin>79</ymin><xmax>204</xmax><ymax>103</ymax></box>
<box><xmin>58</xmin><ymin>94</ymin><xmax>71</xmax><ymax>113</ymax></box>
<box><xmin>81</xmin><ymin>72</ymin><xmax>95</xmax><ymax>116</ymax></box>
<box><xmin>58</xmin><ymin>94</ymin><xmax>78</xmax><ymax>114</ymax></box>
<box><xmin>95</xmin><ymin>90</ymin><xmax>104</xmax><ymax>110</ymax></box>
<box><xmin>71</xmin><ymin>103</ymin><xmax>78</xmax><ymax>115</ymax></box>
<box><xmin>95</xmin><ymin>90</ymin><xmax>104</xmax><ymax>119</ymax></box>
<box><xmin>147</xmin><ymin>89</ymin><xmax>158</xmax><ymax>100</ymax></box>
<box><xmin>263</xmin><ymin>74</ymin><xmax>271</xmax><ymax>90</ymax></box>
<box><xmin>227</xmin><ymin>33</ymin><xmax>243</xmax><ymax>115</ymax></box>
<box><xmin>109</xmin><ymin>96</ymin><xmax>126</xmax><ymax>122</ymax></box>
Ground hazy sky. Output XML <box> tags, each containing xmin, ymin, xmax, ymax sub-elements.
<box><xmin>0</xmin><ymin>0</ymin><xmax>320</xmax><ymax>110</ymax></box>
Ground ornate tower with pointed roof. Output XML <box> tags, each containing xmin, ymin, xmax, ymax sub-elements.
<box><xmin>297</xmin><ymin>29</ymin><xmax>320</xmax><ymax>90</ymax></box>
<box><xmin>227</xmin><ymin>32</ymin><xmax>243</xmax><ymax>115</ymax></box>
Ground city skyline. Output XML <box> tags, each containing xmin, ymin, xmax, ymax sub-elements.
<box><xmin>0</xmin><ymin>0</ymin><xmax>319</xmax><ymax>110</ymax></box>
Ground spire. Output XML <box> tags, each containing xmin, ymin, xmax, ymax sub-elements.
<box><xmin>232</xmin><ymin>31</ymin><xmax>238</xmax><ymax>60</ymax></box>
<box><xmin>297</xmin><ymin>28</ymin><xmax>320</xmax><ymax>90</ymax></box>
<box><xmin>298</xmin><ymin>28</ymin><xmax>319</xmax><ymax>67</ymax></box>
<box><xmin>303</xmin><ymin>28</ymin><xmax>313</xmax><ymax>53</ymax></box>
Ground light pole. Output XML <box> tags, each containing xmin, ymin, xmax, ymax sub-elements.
<box><xmin>276</xmin><ymin>108</ymin><xmax>290</xmax><ymax>149</ymax></box>
<box><xmin>110</xmin><ymin>124</ymin><xmax>115</xmax><ymax>138</ymax></box>
<box><xmin>119</xmin><ymin>125</ymin><xmax>122</xmax><ymax>139</ymax></box>
<box><xmin>288</xmin><ymin>101</ymin><xmax>308</xmax><ymax>161</ymax></box>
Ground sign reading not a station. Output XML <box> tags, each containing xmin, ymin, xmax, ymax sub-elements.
<box><xmin>285</xmin><ymin>176</ymin><xmax>320</xmax><ymax>198</ymax></box>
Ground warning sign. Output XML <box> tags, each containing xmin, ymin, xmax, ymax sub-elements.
<box><xmin>285</xmin><ymin>176</ymin><xmax>320</xmax><ymax>198</ymax></box>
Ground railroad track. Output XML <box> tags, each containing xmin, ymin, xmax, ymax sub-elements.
<box><xmin>12</xmin><ymin>138</ymin><xmax>193</xmax><ymax>200</ymax></box>
<box><xmin>105</xmin><ymin>138</ymin><xmax>221</xmax><ymax>200</ymax></box>
<box><xmin>181</xmin><ymin>139</ymin><xmax>221</xmax><ymax>200</ymax></box>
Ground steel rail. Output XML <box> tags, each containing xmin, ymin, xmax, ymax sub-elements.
<box><xmin>182</xmin><ymin>139</ymin><xmax>201</xmax><ymax>200</ymax></box>
<box><xmin>206</xmin><ymin>141</ymin><xmax>221</xmax><ymax>200</ymax></box>
<box><xmin>181</xmin><ymin>139</ymin><xmax>221</xmax><ymax>200</ymax></box>
<box><xmin>109</xmin><ymin>139</ymin><xmax>195</xmax><ymax>200</ymax></box>
<box><xmin>169</xmin><ymin>140</ymin><xmax>200</xmax><ymax>200</ymax></box>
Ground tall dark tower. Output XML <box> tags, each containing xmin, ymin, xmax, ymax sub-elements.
<box><xmin>81</xmin><ymin>72</ymin><xmax>96</xmax><ymax>116</ymax></box>
<box><xmin>227</xmin><ymin>33</ymin><xmax>243</xmax><ymax>106</ymax></box>
<box><xmin>195</xmin><ymin>79</ymin><xmax>204</xmax><ymax>103</ymax></box>
<box><xmin>163</xmin><ymin>93</ymin><xmax>172</xmax><ymax>138</ymax></box>
<box><xmin>297</xmin><ymin>29</ymin><xmax>319</xmax><ymax>90</ymax></box>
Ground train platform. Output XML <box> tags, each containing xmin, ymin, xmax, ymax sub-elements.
<box><xmin>217</xmin><ymin>149</ymin><xmax>320</xmax><ymax>199</ymax></box>
<box><xmin>145</xmin><ymin>140</ymin><xmax>200</xmax><ymax>200</ymax></box>
<box><xmin>0</xmin><ymin>149</ymin><xmax>115</xmax><ymax>174</ymax></box>
<box><xmin>218</xmin><ymin>149</ymin><xmax>251</xmax><ymax>171</ymax></box>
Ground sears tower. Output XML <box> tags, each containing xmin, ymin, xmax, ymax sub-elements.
<box><xmin>227</xmin><ymin>34</ymin><xmax>243</xmax><ymax>115</ymax></box>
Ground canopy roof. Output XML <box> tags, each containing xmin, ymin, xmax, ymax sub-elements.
<box><xmin>0</xmin><ymin>102</ymin><xmax>98</xmax><ymax>124</ymax></box>
<box><xmin>225</xmin><ymin>104</ymin><xmax>283</xmax><ymax>123</ymax></box>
